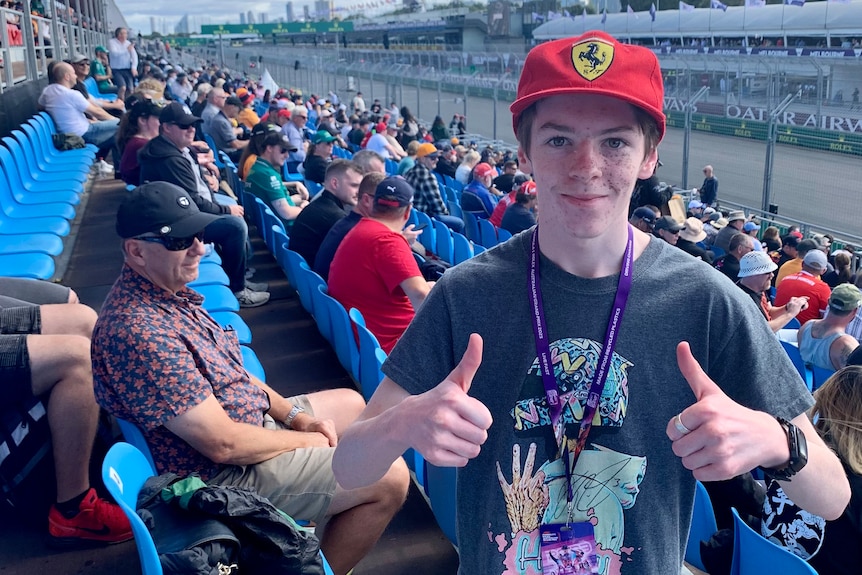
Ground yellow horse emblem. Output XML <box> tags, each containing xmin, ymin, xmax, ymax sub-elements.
<box><xmin>571</xmin><ymin>39</ymin><xmax>615</xmax><ymax>81</ymax></box>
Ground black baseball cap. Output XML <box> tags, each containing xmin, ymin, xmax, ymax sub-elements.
<box><xmin>225</xmin><ymin>95</ymin><xmax>243</xmax><ymax>107</ymax></box>
<box><xmin>654</xmin><ymin>216</ymin><xmax>684</xmax><ymax>233</ymax></box>
<box><xmin>116</xmin><ymin>182</ymin><xmax>221</xmax><ymax>239</ymax></box>
<box><xmin>632</xmin><ymin>207</ymin><xmax>657</xmax><ymax>228</ymax></box>
<box><xmin>374</xmin><ymin>176</ymin><xmax>414</xmax><ymax>208</ymax></box>
<box><xmin>159</xmin><ymin>102</ymin><xmax>201</xmax><ymax>127</ymax></box>
<box><xmin>262</xmin><ymin>131</ymin><xmax>298</xmax><ymax>152</ymax></box>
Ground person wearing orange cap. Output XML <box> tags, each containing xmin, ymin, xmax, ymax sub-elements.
<box><xmin>404</xmin><ymin>143</ymin><xmax>464</xmax><ymax>234</ymax></box>
<box><xmin>333</xmin><ymin>31</ymin><xmax>848</xmax><ymax>575</ymax></box>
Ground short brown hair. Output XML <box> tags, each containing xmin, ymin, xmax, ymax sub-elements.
<box><xmin>515</xmin><ymin>101</ymin><xmax>660</xmax><ymax>160</ymax></box>
<box><xmin>325</xmin><ymin>158</ymin><xmax>363</xmax><ymax>183</ymax></box>
<box><xmin>359</xmin><ymin>172</ymin><xmax>386</xmax><ymax>200</ymax></box>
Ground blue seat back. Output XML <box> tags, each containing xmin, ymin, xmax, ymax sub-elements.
<box><xmin>384</xmin><ymin>159</ymin><xmax>398</xmax><ymax>175</ymax></box>
<box><xmin>497</xmin><ymin>227</ymin><xmax>513</xmax><ymax>243</ymax></box>
<box><xmin>115</xmin><ymin>419</ymin><xmax>157</xmax><ymax>473</ymax></box>
<box><xmin>779</xmin><ymin>341</ymin><xmax>813</xmax><ymax>392</ymax></box>
<box><xmin>447</xmin><ymin>199</ymin><xmax>463</xmax><ymax>220</ymax></box>
<box><xmin>203</xmin><ymin>134</ymin><xmax>225</xmax><ymax>169</ymax></box>
<box><xmin>686</xmin><ymin>481</ymin><xmax>718</xmax><ymax>571</ymax></box>
<box><xmin>414</xmin><ymin>211</ymin><xmax>436</xmax><ymax>254</ymax></box>
<box><xmin>730</xmin><ymin>507</ymin><xmax>817</xmax><ymax>575</ymax></box>
<box><xmin>433</xmin><ymin>218</ymin><xmax>454</xmax><ymax>264</ymax></box>
<box><xmin>284</xmin><ymin>249</ymin><xmax>309</xmax><ymax>301</ymax></box>
<box><xmin>305</xmin><ymin>180</ymin><xmax>323</xmax><ymax>198</ymax></box>
<box><xmin>241</xmin><ymin>345</ymin><xmax>266</xmax><ymax>382</ymax></box>
<box><xmin>319</xmin><ymin>286</ymin><xmax>359</xmax><ymax>380</ymax></box>
<box><xmin>101</xmin><ymin>443</ymin><xmax>162</xmax><ymax>575</ymax></box>
<box><xmin>295</xmin><ymin>260</ymin><xmax>321</xmax><ymax>317</ymax></box>
<box><xmin>711</xmin><ymin>245</ymin><xmax>726</xmax><ymax>258</ymax></box>
<box><xmin>349</xmin><ymin>307</ymin><xmax>385</xmax><ymax>401</ymax></box>
<box><xmin>424</xmin><ymin>462</ymin><xmax>458</xmax><ymax>546</ymax></box>
<box><xmin>785</xmin><ymin>317</ymin><xmax>801</xmax><ymax>330</ymax></box>
<box><xmin>478</xmin><ymin>218</ymin><xmax>498</xmax><ymax>248</ymax></box>
<box><xmin>312</xmin><ymin>282</ymin><xmax>332</xmax><ymax>343</ymax></box>
<box><xmin>810</xmin><ymin>364</ymin><xmax>835</xmax><ymax>392</ymax></box>
<box><xmin>84</xmin><ymin>76</ymin><xmax>117</xmax><ymax>101</ymax></box>
<box><xmin>452</xmin><ymin>231</ymin><xmax>474</xmax><ymax>265</ymax></box>
<box><xmin>462</xmin><ymin>211</ymin><xmax>480</xmax><ymax>244</ymax></box>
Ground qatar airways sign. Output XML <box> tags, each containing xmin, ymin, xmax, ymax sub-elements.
<box><xmin>664</xmin><ymin>97</ymin><xmax>862</xmax><ymax>133</ymax></box>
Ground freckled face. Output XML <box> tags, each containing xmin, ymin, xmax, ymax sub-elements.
<box><xmin>518</xmin><ymin>94</ymin><xmax>657</xmax><ymax>244</ymax></box>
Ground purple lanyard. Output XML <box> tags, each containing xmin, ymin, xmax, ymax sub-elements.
<box><xmin>528</xmin><ymin>225</ymin><xmax>634</xmax><ymax>503</ymax></box>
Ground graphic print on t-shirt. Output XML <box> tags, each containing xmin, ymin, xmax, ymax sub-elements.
<box><xmin>496</xmin><ymin>337</ymin><xmax>646</xmax><ymax>575</ymax></box>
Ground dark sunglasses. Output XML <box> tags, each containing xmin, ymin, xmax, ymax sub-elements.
<box><xmin>134</xmin><ymin>231</ymin><xmax>205</xmax><ymax>251</ymax></box>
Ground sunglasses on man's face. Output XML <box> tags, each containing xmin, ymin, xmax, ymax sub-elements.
<box><xmin>134</xmin><ymin>231</ymin><xmax>205</xmax><ymax>251</ymax></box>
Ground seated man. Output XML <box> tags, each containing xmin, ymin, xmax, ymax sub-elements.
<box><xmin>38</xmin><ymin>61</ymin><xmax>118</xmax><ymax>167</ymax></box>
<box><xmin>201</xmin><ymin>89</ymin><xmax>248</xmax><ymax>162</ymax></box>
<box><xmin>328</xmin><ymin>176</ymin><xmax>433</xmax><ymax>354</ymax></box>
<box><xmin>91</xmin><ymin>183</ymin><xmax>409</xmax><ymax>575</ymax></box>
<box><xmin>736</xmin><ymin>251</ymin><xmax>808</xmax><ymax>334</ymax></box>
<box><xmin>0</xmin><ymin>281</ymin><xmax>132</xmax><ymax>546</ymax></box>
<box><xmin>798</xmin><ymin>284</ymin><xmax>862</xmax><ymax>370</ymax></box>
<box><xmin>68</xmin><ymin>54</ymin><xmax>125</xmax><ymax>116</ymax></box>
<box><xmin>775</xmin><ymin>250</ymin><xmax>832</xmax><ymax>326</ymax></box>
<box><xmin>139</xmin><ymin>102</ymin><xmax>269</xmax><ymax>308</ymax></box>
<box><xmin>246</xmin><ymin>131</ymin><xmax>308</xmax><ymax>229</ymax></box>
<box><xmin>653</xmin><ymin>215</ymin><xmax>683</xmax><ymax>245</ymax></box>
<box><xmin>289</xmin><ymin>159</ymin><xmax>363</xmax><ymax>266</ymax></box>
<box><xmin>713</xmin><ymin>232</ymin><xmax>753</xmax><ymax>282</ymax></box>
<box><xmin>628</xmin><ymin>206</ymin><xmax>658</xmax><ymax>235</ymax></box>
<box><xmin>460</xmin><ymin>162</ymin><xmax>499</xmax><ymax>219</ymax></box>
<box><xmin>404</xmin><ymin>143</ymin><xmax>464</xmax><ymax>234</ymax></box>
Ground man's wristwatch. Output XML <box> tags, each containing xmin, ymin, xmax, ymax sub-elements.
<box><xmin>760</xmin><ymin>417</ymin><xmax>808</xmax><ymax>482</ymax></box>
<box><xmin>284</xmin><ymin>405</ymin><xmax>305</xmax><ymax>429</ymax></box>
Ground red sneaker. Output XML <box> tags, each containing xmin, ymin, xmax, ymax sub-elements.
<box><xmin>48</xmin><ymin>488</ymin><xmax>133</xmax><ymax>547</ymax></box>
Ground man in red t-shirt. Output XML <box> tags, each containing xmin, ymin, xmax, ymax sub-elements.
<box><xmin>774</xmin><ymin>249</ymin><xmax>832</xmax><ymax>325</ymax></box>
<box><xmin>329</xmin><ymin>177</ymin><xmax>434</xmax><ymax>353</ymax></box>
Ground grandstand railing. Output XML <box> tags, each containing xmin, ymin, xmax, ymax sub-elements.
<box><xmin>1</xmin><ymin>1</ymin><xmax>109</xmax><ymax>93</ymax></box>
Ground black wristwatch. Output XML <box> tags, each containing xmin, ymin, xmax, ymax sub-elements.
<box><xmin>760</xmin><ymin>417</ymin><xmax>808</xmax><ymax>482</ymax></box>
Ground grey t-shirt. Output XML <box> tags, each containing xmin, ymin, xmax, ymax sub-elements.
<box><xmin>202</xmin><ymin>108</ymin><xmax>236</xmax><ymax>154</ymax></box>
<box><xmin>384</xmin><ymin>230</ymin><xmax>812</xmax><ymax>575</ymax></box>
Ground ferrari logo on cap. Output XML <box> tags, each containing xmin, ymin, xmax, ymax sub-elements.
<box><xmin>571</xmin><ymin>38</ymin><xmax>614</xmax><ymax>81</ymax></box>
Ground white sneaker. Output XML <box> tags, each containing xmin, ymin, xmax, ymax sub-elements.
<box><xmin>245</xmin><ymin>280</ymin><xmax>269</xmax><ymax>292</ymax></box>
<box><xmin>96</xmin><ymin>160</ymin><xmax>113</xmax><ymax>175</ymax></box>
<box><xmin>234</xmin><ymin>288</ymin><xmax>270</xmax><ymax>308</ymax></box>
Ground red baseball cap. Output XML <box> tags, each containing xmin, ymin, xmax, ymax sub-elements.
<box><xmin>510</xmin><ymin>30</ymin><xmax>665</xmax><ymax>140</ymax></box>
<box><xmin>473</xmin><ymin>163</ymin><xmax>495</xmax><ymax>179</ymax></box>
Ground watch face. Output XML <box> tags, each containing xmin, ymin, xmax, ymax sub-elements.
<box><xmin>789</xmin><ymin>421</ymin><xmax>809</xmax><ymax>473</ymax></box>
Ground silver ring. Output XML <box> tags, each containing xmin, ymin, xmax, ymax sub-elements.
<box><xmin>674</xmin><ymin>413</ymin><xmax>692</xmax><ymax>435</ymax></box>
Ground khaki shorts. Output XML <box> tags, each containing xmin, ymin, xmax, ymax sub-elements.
<box><xmin>208</xmin><ymin>395</ymin><xmax>337</xmax><ymax>523</ymax></box>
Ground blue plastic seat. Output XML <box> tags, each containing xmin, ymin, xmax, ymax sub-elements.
<box><xmin>478</xmin><ymin>218</ymin><xmax>498</xmax><ymax>248</ymax></box>
<box><xmin>785</xmin><ymin>317</ymin><xmax>801</xmax><ymax>329</ymax></box>
<box><xmin>8</xmin><ymin>132</ymin><xmax>89</xmax><ymax>182</ymax></box>
<box><xmin>810</xmin><ymin>364</ymin><xmax>835</xmax><ymax>392</ymax></box>
<box><xmin>0</xmin><ymin>232</ymin><xmax>63</xmax><ymax>256</ymax></box>
<box><xmin>730</xmin><ymin>507</ymin><xmax>817</xmax><ymax>574</ymax></box>
<box><xmin>103</xmin><ymin>442</ymin><xmax>336</xmax><ymax>575</ymax></box>
<box><xmin>348</xmin><ymin>308</ymin><xmax>385</xmax><ymax>401</ymax></box>
<box><xmin>384</xmin><ymin>159</ymin><xmax>398</xmax><ymax>175</ymax></box>
<box><xmin>424</xmin><ymin>461</ymin><xmax>458</xmax><ymax>546</ymax></box>
<box><xmin>414</xmin><ymin>210</ymin><xmax>436</xmax><ymax>254</ymax></box>
<box><xmin>473</xmin><ymin>244</ymin><xmax>486</xmax><ymax>255</ymax></box>
<box><xmin>283</xmin><ymin>249</ymin><xmax>309</xmax><ymax>299</ymax></box>
<box><xmin>462</xmin><ymin>211</ymin><xmax>480</xmax><ymax>244</ymax></box>
<box><xmin>0</xmin><ymin>157</ymin><xmax>81</xmax><ymax>210</ymax></box>
<box><xmin>0</xmin><ymin>252</ymin><xmax>55</xmax><ymax>279</ymax></box>
<box><xmin>203</xmin><ymin>134</ymin><xmax>225</xmax><ymax>169</ymax></box>
<box><xmin>241</xmin><ymin>345</ymin><xmax>266</xmax><ymax>382</ymax></box>
<box><xmin>188</xmin><ymin>262</ymin><xmax>229</xmax><ymax>286</ymax></box>
<box><xmin>2</xmin><ymin>136</ymin><xmax>87</xmax><ymax>189</ymax></box>
<box><xmin>452</xmin><ymin>232</ymin><xmax>474</xmax><ymax>264</ymax></box>
<box><xmin>208</xmin><ymin>311</ymin><xmax>252</xmax><ymax>344</ymax></box>
<box><xmin>115</xmin><ymin>419</ymin><xmax>157</xmax><ymax>473</ymax></box>
<box><xmin>83</xmin><ymin>76</ymin><xmax>118</xmax><ymax>101</ymax></box>
<box><xmin>194</xmin><ymin>284</ymin><xmax>240</xmax><ymax>313</ymax></box>
<box><xmin>497</xmin><ymin>227</ymin><xmax>513</xmax><ymax>243</ymax></box>
<box><xmin>779</xmin><ymin>340</ymin><xmax>813</xmax><ymax>392</ymax></box>
<box><xmin>32</xmin><ymin>113</ymin><xmax>98</xmax><ymax>158</ymax></box>
<box><xmin>317</xmin><ymin>285</ymin><xmax>359</xmax><ymax>380</ymax></box>
<box><xmin>686</xmin><ymin>481</ymin><xmax>718</xmax><ymax>571</ymax></box>
<box><xmin>433</xmin><ymin>218</ymin><xmax>454</xmax><ymax>264</ymax></box>
<box><xmin>0</xmin><ymin>211</ymin><xmax>70</xmax><ymax>236</ymax></box>
<box><xmin>101</xmin><ymin>443</ymin><xmax>162</xmax><ymax>575</ymax></box>
<box><xmin>297</xmin><ymin>261</ymin><xmax>325</xmax><ymax>318</ymax></box>
<box><xmin>304</xmin><ymin>180</ymin><xmax>323</xmax><ymax>199</ymax></box>
<box><xmin>16</xmin><ymin>124</ymin><xmax>91</xmax><ymax>171</ymax></box>
<box><xmin>29</xmin><ymin>115</ymin><xmax>96</xmax><ymax>161</ymax></box>
<box><xmin>447</xmin><ymin>199</ymin><xmax>463</xmax><ymax>220</ymax></box>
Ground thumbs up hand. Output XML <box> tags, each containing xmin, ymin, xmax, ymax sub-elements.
<box><xmin>400</xmin><ymin>333</ymin><xmax>493</xmax><ymax>467</ymax></box>
<box><xmin>666</xmin><ymin>342</ymin><xmax>790</xmax><ymax>482</ymax></box>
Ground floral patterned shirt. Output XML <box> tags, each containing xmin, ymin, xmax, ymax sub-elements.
<box><xmin>92</xmin><ymin>265</ymin><xmax>270</xmax><ymax>480</ymax></box>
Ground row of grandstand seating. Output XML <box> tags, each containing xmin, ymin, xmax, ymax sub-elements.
<box><xmin>4</xmin><ymin>105</ymin><xmax>819</xmax><ymax>572</ymax></box>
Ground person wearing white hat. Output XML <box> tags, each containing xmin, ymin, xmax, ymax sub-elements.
<box><xmin>677</xmin><ymin>217</ymin><xmax>714</xmax><ymax>263</ymax></box>
<box><xmin>737</xmin><ymin>251</ymin><xmax>809</xmax><ymax>333</ymax></box>
<box><xmin>713</xmin><ymin>209</ymin><xmax>747</xmax><ymax>253</ymax></box>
